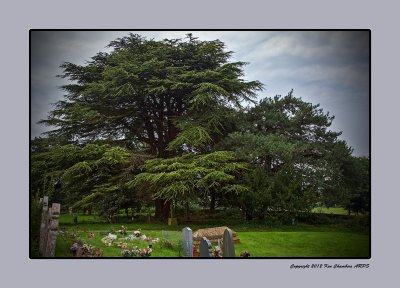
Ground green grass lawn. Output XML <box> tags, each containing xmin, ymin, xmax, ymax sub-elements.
<box><xmin>55</xmin><ymin>212</ymin><xmax>369</xmax><ymax>258</ymax></box>
<box><xmin>56</xmin><ymin>229</ymin><xmax>369</xmax><ymax>258</ymax></box>
<box><xmin>59</xmin><ymin>213</ymin><xmax>107</xmax><ymax>225</ymax></box>
<box><xmin>56</xmin><ymin>230</ymin><xmax>183</xmax><ymax>257</ymax></box>
<box><xmin>235</xmin><ymin>231</ymin><xmax>369</xmax><ymax>257</ymax></box>
<box><xmin>58</xmin><ymin>220</ymin><xmax>368</xmax><ymax>234</ymax></box>
<box><xmin>311</xmin><ymin>207</ymin><xmax>349</xmax><ymax>215</ymax></box>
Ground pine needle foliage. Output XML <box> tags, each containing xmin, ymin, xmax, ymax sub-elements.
<box><xmin>40</xmin><ymin>33</ymin><xmax>263</xmax><ymax>157</ymax></box>
<box><xmin>30</xmin><ymin>143</ymin><xmax>147</xmax><ymax>210</ymax></box>
<box><xmin>128</xmin><ymin>151</ymin><xmax>249</xmax><ymax>201</ymax></box>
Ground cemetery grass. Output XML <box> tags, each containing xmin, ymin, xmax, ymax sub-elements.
<box><xmin>59</xmin><ymin>211</ymin><xmax>370</xmax><ymax>234</ymax></box>
<box><xmin>55</xmin><ymin>230</ymin><xmax>369</xmax><ymax>258</ymax></box>
<box><xmin>56</xmin><ymin>230</ymin><xmax>182</xmax><ymax>257</ymax></box>
<box><xmin>311</xmin><ymin>207</ymin><xmax>349</xmax><ymax>215</ymax></box>
<box><xmin>237</xmin><ymin>231</ymin><xmax>369</xmax><ymax>257</ymax></box>
<box><xmin>56</xmin><ymin>213</ymin><xmax>370</xmax><ymax>258</ymax></box>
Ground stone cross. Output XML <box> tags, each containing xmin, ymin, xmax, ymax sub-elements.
<box><xmin>45</xmin><ymin>203</ymin><xmax>60</xmax><ymax>257</ymax></box>
<box><xmin>39</xmin><ymin>196</ymin><xmax>49</xmax><ymax>256</ymax></box>
<box><xmin>182</xmin><ymin>227</ymin><xmax>193</xmax><ymax>257</ymax></box>
<box><xmin>200</xmin><ymin>237</ymin><xmax>213</xmax><ymax>258</ymax></box>
<box><xmin>222</xmin><ymin>228</ymin><xmax>235</xmax><ymax>257</ymax></box>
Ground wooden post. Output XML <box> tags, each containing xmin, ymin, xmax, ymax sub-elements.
<box><xmin>45</xmin><ymin>203</ymin><xmax>60</xmax><ymax>257</ymax></box>
<box><xmin>39</xmin><ymin>196</ymin><xmax>49</xmax><ymax>256</ymax></box>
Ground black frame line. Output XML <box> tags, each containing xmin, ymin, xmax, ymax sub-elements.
<box><xmin>29</xmin><ymin>29</ymin><xmax>371</xmax><ymax>260</ymax></box>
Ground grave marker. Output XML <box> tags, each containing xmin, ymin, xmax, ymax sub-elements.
<box><xmin>182</xmin><ymin>227</ymin><xmax>193</xmax><ymax>257</ymax></box>
<box><xmin>200</xmin><ymin>237</ymin><xmax>213</xmax><ymax>258</ymax></box>
<box><xmin>222</xmin><ymin>228</ymin><xmax>235</xmax><ymax>257</ymax></box>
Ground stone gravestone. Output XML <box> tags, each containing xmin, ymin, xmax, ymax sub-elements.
<box><xmin>45</xmin><ymin>203</ymin><xmax>60</xmax><ymax>257</ymax></box>
<box><xmin>222</xmin><ymin>228</ymin><xmax>235</xmax><ymax>257</ymax></box>
<box><xmin>200</xmin><ymin>237</ymin><xmax>213</xmax><ymax>258</ymax></box>
<box><xmin>39</xmin><ymin>196</ymin><xmax>49</xmax><ymax>256</ymax></box>
<box><xmin>182</xmin><ymin>227</ymin><xmax>193</xmax><ymax>257</ymax></box>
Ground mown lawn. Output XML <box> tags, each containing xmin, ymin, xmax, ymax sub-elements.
<box><xmin>56</xmin><ymin>229</ymin><xmax>369</xmax><ymax>258</ymax></box>
<box><xmin>235</xmin><ymin>231</ymin><xmax>369</xmax><ymax>257</ymax></box>
<box><xmin>56</xmin><ymin>230</ymin><xmax>183</xmax><ymax>257</ymax></box>
<box><xmin>56</xmin><ymin>212</ymin><xmax>369</xmax><ymax>258</ymax></box>
<box><xmin>311</xmin><ymin>207</ymin><xmax>349</xmax><ymax>215</ymax></box>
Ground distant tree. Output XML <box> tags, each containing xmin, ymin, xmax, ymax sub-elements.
<box><xmin>220</xmin><ymin>91</ymin><xmax>352</xmax><ymax>218</ymax></box>
<box><xmin>343</xmin><ymin>156</ymin><xmax>370</xmax><ymax>214</ymax></box>
<box><xmin>319</xmin><ymin>140</ymin><xmax>354</xmax><ymax>209</ymax></box>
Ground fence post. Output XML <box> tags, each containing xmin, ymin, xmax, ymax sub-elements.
<box><xmin>45</xmin><ymin>203</ymin><xmax>60</xmax><ymax>257</ymax></box>
<box><xmin>39</xmin><ymin>196</ymin><xmax>49</xmax><ymax>256</ymax></box>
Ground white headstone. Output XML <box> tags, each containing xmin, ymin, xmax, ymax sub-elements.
<box><xmin>182</xmin><ymin>227</ymin><xmax>193</xmax><ymax>257</ymax></box>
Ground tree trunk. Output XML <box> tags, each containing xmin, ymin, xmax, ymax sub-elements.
<box><xmin>155</xmin><ymin>199</ymin><xmax>163</xmax><ymax>219</ymax></box>
<box><xmin>163</xmin><ymin>200</ymin><xmax>171</xmax><ymax>218</ymax></box>
<box><xmin>155</xmin><ymin>199</ymin><xmax>171</xmax><ymax>219</ymax></box>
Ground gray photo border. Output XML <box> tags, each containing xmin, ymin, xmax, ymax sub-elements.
<box><xmin>1</xmin><ymin>0</ymin><xmax>395</xmax><ymax>287</ymax></box>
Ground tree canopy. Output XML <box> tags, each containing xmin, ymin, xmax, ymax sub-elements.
<box><xmin>216</xmin><ymin>91</ymin><xmax>356</xmax><ymax>220</ymax></box>
<box><xmin>40</xmin><ymin>33</ymin><xmax>262</xmax><ymax>156</ymax></box>
<box><xmin>31</xmin><ymin>34</ymin><xmax>369</xmax><ymax>222</ymax></box>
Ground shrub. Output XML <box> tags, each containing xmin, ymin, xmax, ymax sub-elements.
<box><xmin>30</xmin><ymin>195</ymin><xmax>42</xmax><ymax>257</ymax></box>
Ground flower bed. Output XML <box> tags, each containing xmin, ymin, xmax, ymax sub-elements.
<box><xmin>98</xmin><ymin>229</ymin><xmax>159</xmax><ymax>257</ymax></box>
<box><xmin>70</xmin><ymin>242</ymin><xmax>104</xmax><ymax>257</ymax></box>
<box><xmin>121</xmin><ymin>247</ymin><xmax>152</xmax><ymax>257</ymax></box>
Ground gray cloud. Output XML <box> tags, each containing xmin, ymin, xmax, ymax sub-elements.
<box><xmin>30</xmin><ymin>31</ymin><xmax>369</xmax><ymax>156</ymax></box>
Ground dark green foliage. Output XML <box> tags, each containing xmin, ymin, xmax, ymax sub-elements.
<box><xmin>40</xmin><ymin>33</ymin><xmax>262</xmax><ymax>157</ymax></box>
<box><xmin>343</xmin><ymin>156</ymin><xmax>370</xmax><ymax>214</ymax></box>
<box><xmin>128</xmin><ymin>151</ymin><xmax>249</xmax><ymax>207</ymax></box>
<box><xmin>30</xmin><ymin>143</ymin><xmax>148</xmax><ymax>218</ymax></box>
<box><xmin>31</xmin><ymin>34</ymin><xmax>369</xmax><ymax>226</ymax></box>
<box><xmin>237</xmin><ymin>166</ymin><xmax>318</xmax><ymax>221</ymax></box>
<box><xmin>36</xmin><ymin>33</ymin><xmax>262</xmax><ymax>219</ymax></box>
<box><xmin>30</xmin><ymin>195</ymin><xmax>42</xmax><ymax>258</ymax></box>
<box><xmin>238</xmin><ymin>166</ymin><xmax>271</xmax><ymax>220</ymax></box>
<box><xmin>220</xmin><ymin>91</ymin><xmax>357</xmax><ymax>218</ymax></box>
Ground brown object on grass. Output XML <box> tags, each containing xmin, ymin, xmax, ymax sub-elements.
<box><xmin>75</xmin><ymin>247</ymin><xmax>104</xmax><ymax>257</ymax></box>
<box><xmin>192</xmin><ymin>226</ymin><xmax>237</xmax><ymax>243</ymax></box>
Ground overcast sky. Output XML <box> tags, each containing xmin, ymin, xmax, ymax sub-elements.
<box><xmin>31</xmin><ymin>30</ymin><xmax>369</xmax><ymax>156</ymax></box>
